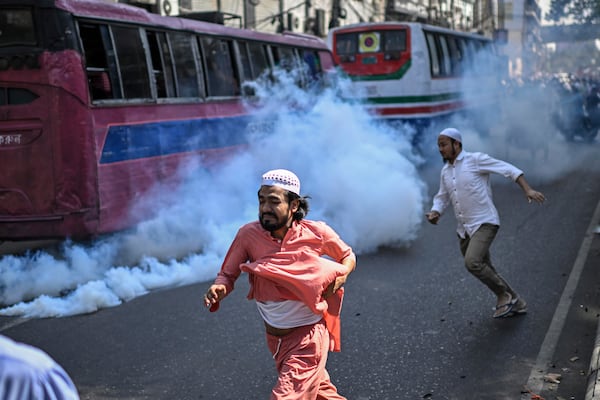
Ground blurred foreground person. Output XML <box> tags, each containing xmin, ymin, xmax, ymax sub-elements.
<box><xmin>426</xmin><ymin>128</ymin><xmax>545</xmax><ymax>318</ymax></box>
<box><xmin>0</xmin><ymin>334</ymin><xmax>79</xmax><ymax>400</ymax></box>
<box><xmin>204</xmin><ymin>169</ymin><xmax>356</xmax><ymax>399</ymax></box>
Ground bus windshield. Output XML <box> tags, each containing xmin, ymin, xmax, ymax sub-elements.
<box><xmin>0</xmin><ymin>7</ymin><xmax>37</xmax><ymax>47</ymax></box>
<box><xmin>336</xmin><ymin>30</ymin><xmax>407</xmax><ymax>56</ymax></box>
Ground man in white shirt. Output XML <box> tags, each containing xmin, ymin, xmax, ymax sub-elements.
<box><xmin>426</xmin><ymin>128</ymin><xmax>546</xmax><ymax>318</ymax></box>
<box><xmin>0</xmin><ymin>334</ymin><xmax>80</xmax><ymax>400</ymax></box>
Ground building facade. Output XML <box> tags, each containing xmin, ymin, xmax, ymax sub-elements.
<box><xmin>119</xmin><ymin>0</ymin><xmax>543</xmax><ymax>77</ymax></box>
<box><xmin>496</xmin><ymin>0</ymin><xmax>542</xmax><ymax>77</ymax></box>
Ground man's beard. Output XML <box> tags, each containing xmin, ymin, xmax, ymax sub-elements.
<box><xmin>441</xmin><ymin>148</ymin><xmax>456</xmax><ymax>163</ymax></box>
<box><xmin>259</xmin><ymin>213</ymin><xmax>288</xmax><ymax>232</ymax></box>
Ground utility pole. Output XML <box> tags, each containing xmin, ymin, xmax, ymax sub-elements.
<box><xmin>279</xmin><ymin>0</ymin><xmax>285</xmax><ymax>32</ymax></box>
<box><xmin>330</xmin><ymin>0</ymin><xmax>341</xmax><ymax>27</ymax></box>
<box><xmin>305</xmin><ymin>0</ymin><xmax>311</xmax><ymax>32</ymax></box>
<box><xmin>385</xmin><ymin>0</ymin><xmax>394</xmax><ymax>21</ymax></box>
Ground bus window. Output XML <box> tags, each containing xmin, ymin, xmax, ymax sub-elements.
<box><xmin>425</xmin><ymin>32</ymin><xmax>440</xmax><ymax>77</ymax></box>
<box><xmin>465</xmin><ymin>40</ymin><xmax>478</xmax><ymax>74</ymax></box>
<box><xmin>247</xmin><ymin>41</ymin><xmax>270</xmax><ymax>78</ymax></box>
<box><xmin>335</xmin><ymin>33</ymin><xmax>357</xmax><ymax>62</ymax></box>
<box><xmin>79</xmin><ymin>23</ymin><xmax>120</xmax><ymax>101</ymax></box>
<box><xmin>0</xmin><ymin>7</ymin><xmax>36</xmax><ymax>47</ymax></box>
<box><xmin>170</xmin><ymin>32</ymin><xmax>201</xmax><ymax>98</ymax></box>
<box><xmin>291</xmin><ymin>49</ymin><xmax>323</xmax><ymax>88</ymax></box>
<box><xmin>147</xmin><ymin>31</ymin><xmax>176</xmax><ymax>98</ymax></box>
<box><xmin>457</xmin><ymin>38</ymin><xmax>471</xmax><ymax>71</ymax></box>
<box><xmin>382</xmin><ymin>30</ymin><xmax>406</xmax><ymax>60</ymax></box>
<box><xmin>237</xmin><ymin>40</ymin><xmax>270</xmax><ymax>82</ymax></box>
<box><xmin>112</xmin><ymin>26</ymin><xmax>151</xmax><ymax>99</ymax></box>
<box><xmin>446</xmin><ymin>36</ymin><xmax>462</xmax><ymax>75</ymax></box>
<box><xmin>438</xmin><ymin>35</ymin><xmax>452</xmax><ymax>76</ymax></box>
<box><xmin>201</xmin><ymin>37</ymin><xmax>240</xmax><ymax>97</ymax></box>
<box><xmin>0</xmin><ymin>87</ymin><xmax>38</xmax><ymax>106</ymax></box>
<box><xmin>272</xmin><ymin>46</ymin><xmax>297</xmax><ymax>72</ymax></box>
<box><xmin>301</xmin><ymin>49</ymin><xmax>322</xmax><ymax>81</ymax></box>
<box><xmin>237</xmin><ymin>41</ymin><xmax>254</xmax><ymax>83</ymax></box>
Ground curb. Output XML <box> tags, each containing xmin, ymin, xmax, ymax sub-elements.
<box><xmin>586</xmin><ymin>225</ymin><xmax>600</xmax><ymax>400</ymax></box>
<box><xmin>587</xmin><ymin>318</ymin><xmax>600</xmax><ymax>399</ymax></box>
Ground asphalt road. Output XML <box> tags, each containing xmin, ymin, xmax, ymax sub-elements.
<box><xmin>1</xmin><ymin>141</ymin><xmax>599</xmax><ymax>400</ymax></box>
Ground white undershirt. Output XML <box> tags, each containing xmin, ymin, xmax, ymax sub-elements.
<box><xmin>256</xmin><ymin>300</ymin><xmax>322</xmax><ymax>329</ymax></box>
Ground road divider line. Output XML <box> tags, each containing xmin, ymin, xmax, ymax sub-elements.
<box><xmin>0</xmin><ymin>318</ymin><xmax>31</xmax><ymax>333</ymax></box>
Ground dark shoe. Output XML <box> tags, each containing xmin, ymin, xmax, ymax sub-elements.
<box><xmin>504</xmin><ymin>297</ymin><xmax>527</xmax><ymax>317</ymax></box>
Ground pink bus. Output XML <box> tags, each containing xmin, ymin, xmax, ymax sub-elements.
<box><xmin>0</xmin><ymin>0</ymin><xmax>334</xmax><ymax>240</ymax></box>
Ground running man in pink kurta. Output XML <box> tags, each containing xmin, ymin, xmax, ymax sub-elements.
<box><xmin>204</xmin><ymin>169</ymin><xmax>356</xmax><ymax>400</ymax></box>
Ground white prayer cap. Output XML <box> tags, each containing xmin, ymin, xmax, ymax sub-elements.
<box><xmin>261</xmin><ymin>169</ymin><xmax>301</xmax><ymax>195</ymax></box>
<box><xmin>439</xmin><ymin>127</ymin><xmax>462</xmax><ymax>143</ymax></box>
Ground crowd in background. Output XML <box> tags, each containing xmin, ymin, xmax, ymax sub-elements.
<box><xmin>500</xmin><ymin>73</ymin><xmax>600</xmax><ymax>143</ymax></box>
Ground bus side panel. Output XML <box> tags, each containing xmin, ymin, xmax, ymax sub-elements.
<box><xmin>92</xmin><ymin>101</ymin><xmax>249</xmax><ymax>235</ymax></box>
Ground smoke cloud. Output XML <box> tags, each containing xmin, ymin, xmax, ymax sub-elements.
<box><xmin>2</xmin><ymin>59</ymin><xmax>598</xmax><ymax>319</ymax></box>
<box><xmin>0</xmin><ymin>71</ymin><xmax>427</xmax><ymax>318</ymax></box>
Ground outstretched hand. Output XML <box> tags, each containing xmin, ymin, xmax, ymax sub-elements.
<box><xmin>426</xmin><ymin>211</ymin><xmax>440</xmax><ymax>225</ymax></box>
<box><xmin>526</xmin><ymin>189</ymin><xmax>546</xmax><ymax>204</ymax></box>
<box><xmin>204</xmin><ymin>284</ymin><xmax>227</xmax><ymax>308</ymax></box>
<box><xmin>516</xmin><ymin>175</ymin><xmax>545</xmax><ymax>205</ymax></box>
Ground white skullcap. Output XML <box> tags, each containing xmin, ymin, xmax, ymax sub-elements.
<box><xmin>261</xmin><ymin>169</ymin><xmax>301</xmax><ymax>195</ymax></box>
<box><xmin>439</xmin><ymin>127</ymin><xmax>462</xmax><ymax>143</ymax></box>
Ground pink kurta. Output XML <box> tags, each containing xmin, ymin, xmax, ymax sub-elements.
<box><xmin>242</xmin><ymin>253</ymin><xmax>347</xmax><ymax>351</ymax></box>
<box><xmin>209</xmin><ymin>219</ymin><xmax>353</xmax><ymax>351</ymax></box>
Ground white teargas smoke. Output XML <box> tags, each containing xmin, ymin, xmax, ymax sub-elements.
<box><xmin>1</xmin><ymin>67</ymin><xmax>592</xmax><ymax>319</ymax></box>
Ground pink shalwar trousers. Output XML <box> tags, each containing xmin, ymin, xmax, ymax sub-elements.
<box><xmin>266</xmin><ymin>320</ymin><xmax>346</xmax><ymax>400</ymax></box>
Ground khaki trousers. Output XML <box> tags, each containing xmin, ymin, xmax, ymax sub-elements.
<box><xmin>459</xmin><ymin>223</ymin><xmax>516</xmax><ymax>297</ymax></box>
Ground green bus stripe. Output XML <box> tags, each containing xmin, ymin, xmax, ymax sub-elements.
<box><xmin>365</xmin><ymin>92</ymin><xmax>463</xmax><ymax>104</ymax></box>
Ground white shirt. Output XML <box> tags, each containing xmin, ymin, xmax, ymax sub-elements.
<box><xmin>0</xmin><ymin>335</ymin><xmax>79</xmax><ymax>400</ymax></box>
<box><xmin>431</xmin><ymin>150</ymin><xmax>523</xmax><ymax>238</ymax></box>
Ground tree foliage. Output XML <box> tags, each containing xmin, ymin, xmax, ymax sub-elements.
<box><xmin>547</xmin><ymin>0</ymin><xmax>600</xmax><ymax>23</ymax></box>
<box><xmin>545</xmin><ymin>39</ymin><xmax>599</xmax><ymax>74</ymax></box>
